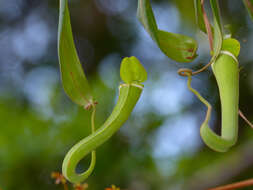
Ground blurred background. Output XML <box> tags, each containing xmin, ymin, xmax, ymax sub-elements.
<box><xmin>0</xmin><ymin>0</ymin><xmax>253</xmax><ymax>189</ymax></box>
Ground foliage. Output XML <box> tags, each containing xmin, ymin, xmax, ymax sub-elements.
<box><xmin>1</xmin><ymin>0</ymin><xmax>253</xmax><ymax>190</ymax></box>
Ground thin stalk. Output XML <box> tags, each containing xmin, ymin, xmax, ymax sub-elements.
<box><xmin>209</xmin><ymin>178</ymin><xmax>253</xmax><ymax>190</ymax></box>
<box><xmin>239</xmin><ymin>109</ymin><xmax>253</xmax><ymax>129</ymax></box>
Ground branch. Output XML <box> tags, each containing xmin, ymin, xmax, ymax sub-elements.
<box><xmin>208</xmin><ymin>178</ymin><xmax>253</xmax><ymax>190</ymax></box>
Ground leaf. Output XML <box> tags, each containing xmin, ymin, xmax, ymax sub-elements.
<box><xmin>243</xmin><ymin>0</ymin><xmax>253</xmax><ymax>21</ymax></box>
<box><xmin>137</xmin><ymin>0</ymin><xmax>198</xmax><ymax>63</ymax></box>
<box><xmin>193</xmin><ymin>0</ymin><xmax>222</xmax><ymax>60</ymax></box>
<box><xmin>120</xmin><ymin>56</ymin><xmax>147</xmax><ymax>84</ymax></box>
<box><xmin>194</xmin><ymin>0</ymin><xmax>206</xmax><ymax>33</ymax></box>
<box><xmin>171</xmin><ymin>0</ymin><xmax>196</xmax><ymax>26</ymax></box>
<box><xmin>210</xmin><ymin>0</ymin><xmax>222</xmax><ymax>30</ymax></box>
<box><xmin>58</xmin><ymin>0</ymin><xmax>93</xmax><ymax>107</ymax></box>
<box><xmin>210</xmin><ymin>0</ymin><xmax>223</xmax><ymax>63</ymax></box>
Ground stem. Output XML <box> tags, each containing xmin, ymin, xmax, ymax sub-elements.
<box><xmin>186</xmin><ymin>74</ymin><xmax>212</xmax><ymax>123</ymax></box>
<box><xmin>239</xmin><ymin>109</ymin><xmax>253</xmax><ymax>129</ymax></box>
<box><xmin>91</xmin><ymin>104</ymin><xmax>96</xmax><ymax>133</ymax></box>
<box><xmin>209</xmin><ymin>178</ymin><xmax>253</xmax><ymax>190</ymax></box>
<box><xmin>90</xmin><ymin>104</ymin><xmax>96</xmax><ymax>172</ymax></box>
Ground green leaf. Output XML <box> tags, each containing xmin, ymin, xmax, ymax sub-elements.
<box><xmin>137</xmin><ymin>0</ymin><xmax>198</xmax><ymax>63</ymax></box>
<box><xmin>243</xmin><ymin>0</ymin><xmax>253</xmax><ymax>21</ymax></box>
<box><xmin>193</xmin><ymin>0</ymin><xmax>223</xmax><ymax>62</ymax></box>
<box><xmin>58</xmin><ymin>0</ymin><xmax>93</xmax><ymax>107</ymax></box>
<box><xmin>210</xmin><ymin>0</ymin><xmax>222</xmax><ymax>30</ymax></box>
<box><xmin>194</xmin><ymin>0</ymin><xmax>206</xmax><ymax>33</ymax></box>
<box><xmin>210</xmin><ymin>0</ymin><xmax>223</xmax><ymax>64</ymax></box>
<box><xmin>120</xmin><ymin>56</ymin><xmax>148</xmax><ymax>84</ymax></box>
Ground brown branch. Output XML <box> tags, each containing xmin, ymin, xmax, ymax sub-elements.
<box><xmin>239</xmin><ymin>109</ymin><xmax>253</xmax><ymax>129</ymax></box>
<box><xmin>208</xmin><ymin>178</ymin><xmax>253</xmax><ymax>190</ymax></box>
<box><xmin>185</xmin><ymin>140</ymin><xmax>253</xmax><ymax>190</ymax></box>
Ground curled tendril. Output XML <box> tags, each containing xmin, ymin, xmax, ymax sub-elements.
<box><xmin>177</xmin><ymin>60</ymin><xmax>213</xmax><ymax>77</ymax></box>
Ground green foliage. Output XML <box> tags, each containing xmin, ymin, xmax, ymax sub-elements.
<box><xmin>209</xmin><ymin>0</ymin><xmax>223</xmax><ymax>60</ymax></box>
<box><xmin>193</xmin><ymin>0</ymin><xmax>239</xmax><ymax>152</ymax></box>
<box><xmin>138</xmin><ymin>0</ymin><xmax>243</xmax><ymax>153</ymax></box>
<box><xmin>58</xmin><ymin>0</ymin><xmax>148</xmax><ymax>184</ymax></box>
<box><xmin>137</xmin><ymin>0</ymin><xmax>198</xmax><ymax>63</ymax></box>
<box><xmin>1</xmin><ymin>0</ymin><xmax>253</xmax><ymax>189</ymax></box>
<box><xmin>194</xmin><ymin>0</ymin><xmax>206</xmax><ymax>33</ymax></box>
<box><xmin>58</xmin><ymin>0</ymin><xmax>93</xmax><ymax>107</ymax></box>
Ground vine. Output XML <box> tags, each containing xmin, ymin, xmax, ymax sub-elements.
<box><xmin>138</xmin><ymin>0</ymin><xmax>253</xmax><ymax>152</ymax></box>
<box><xmin>58</xmin><ymin>0</ymin><xmax>147</xmax><ymax>183</ymax></box>
<box><xmin>57</xmin><ymin>0</ymin><xmax>253</xmax><ymax>188</ymax></box>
